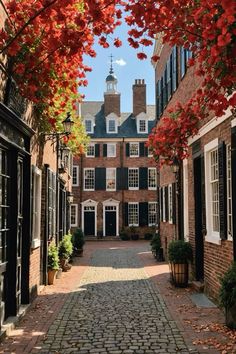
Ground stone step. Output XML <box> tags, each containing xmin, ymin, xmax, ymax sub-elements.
<box><xmin>191</xmin><ymin>280</ymin><xmax>204</xmax><ymax>293</ymax></box>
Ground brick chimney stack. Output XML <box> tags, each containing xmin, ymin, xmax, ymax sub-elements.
<box><xmin>133</xmin><ymin>79</ymin><xmax>146</xmax><ymax>117</ymax></box>
<box><xmin>104</xmin><ymin>92</ymin><xmax>121</xmax><ymax>117</ymax></box>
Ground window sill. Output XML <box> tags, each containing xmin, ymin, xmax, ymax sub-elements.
<box><xmin>128</xmin><ymin>188</ymin><xmax>139</xmax><ymax>190</ymax></box>
<box><xmin>148</xmin><ymin>187</ymin><xmax>157</xmax><ymax>191</ymax></box>
<box><xmin>205</xmin><ymin>235</ymin><xmax>221</xmax><ymax>245</ymax></box>
<box><xmin>84</xmin><ymin>189</ymin><xmax>95</xmax><ymax>191</ymax></box>
<box><xmin>31</xmin><ymin>239</ymin><xmax>41</xmax><ymax>249</ymax></box>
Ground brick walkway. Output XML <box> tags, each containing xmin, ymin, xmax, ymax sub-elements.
<box><xmin>0</xmin><ymin>241</ymin><xmax>234</xmax><ymax>354</ymax></box>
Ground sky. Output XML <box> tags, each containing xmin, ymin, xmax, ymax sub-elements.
<box><xmin>81</xmin><ymin>22</ymin><xmax>155</xmax><ymax>113</ymax></box>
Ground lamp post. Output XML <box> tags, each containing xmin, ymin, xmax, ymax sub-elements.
<box><xmin>171</xmin><ymin>156</ymin><xmax>180</xmax><ymax>240</ymax></box>
<box><xmin>44</xmin><ymin>112</ymin><xmax>74</xmax><ymax>244</ymax></box>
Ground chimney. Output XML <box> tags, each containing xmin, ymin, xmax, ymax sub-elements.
<box><xmin>133</xmin><ymin>79</ymin><xmax>146</xmax><ymax>117</ymax></box>
<box><xmin>104</xmin><ymin>92</ymin><xmax>121</xmax><ymax>117</ymax></box>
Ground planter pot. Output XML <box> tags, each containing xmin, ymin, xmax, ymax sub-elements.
<box><xmin>131</xmin><ymin>234</ymin><xmax>139</xmax><ymax>241</ymax></box>
<box><xmin>48</xmin><ymin>269</ymin><xmax>57</xmax><ymax>285</ymax></box>
<box><xmin>225</xmin><ymin>304</ymin><xmax>236</xmax><ymax>329</ymax></box>
<box><xmin>170</xmin><ymin>262</ymin><xmax>189</xmax><ymax>287</ymax></box>
<box><xmin>60</xmin><ymin>258</ymin><xmax>71</xmax><ymax>272</ymax></box>
<box><xmin>56</xmin><ymin>268</ymin><xmax>62</xmax><ymax>279</ymax></box>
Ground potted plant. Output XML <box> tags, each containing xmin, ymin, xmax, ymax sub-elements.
<box><xmin>219</xmin><ymin>262</ymin><xmax>236</xmax><ymax>329</ymax></box>
<box><xmin>168</xmin><ymin>240</ymin><xmax>193</xmax><ymax>287</ymax></box>
<box><xmin>129</xmin><ymin>225</ymin><xmax>139</xmax><ymax>240</ymax></box>
<box><xmin>119</xmin><ymin>230</ymin><xmax>130</xmax><ymax>241</ymax></box>
<box><xmin>72</xmin><ymin>228</ymin><xmax>85</xmax><ymax>256</ymax></box>
<box><xmin>47</xmin><ymin>241</ymin><xmax>59</xmax><ymax>285</ymax></box>
<box><xmin>144</xmin><ymin>232</ymin><xmax>153</xmax><ymax>241</ymax></box>
<box><xmin>150</xmin><ymin>233</ymin><xmax>164</xmax><ymax>261</ymax></box>
<box><xmin>58</xmin><ymin>234</ymin><xmax>73</xmax><ymax>271</ymax></box>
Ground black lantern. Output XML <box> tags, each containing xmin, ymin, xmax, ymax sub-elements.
<box><xmin>171</xmin><ymin>156</ymin><xmax>180</xmax><ymax>177</ymax></box>
<box><xmin>62</xmin><ymin>112</ymin><xmax>74</xmax><ymax>134</ymax></box>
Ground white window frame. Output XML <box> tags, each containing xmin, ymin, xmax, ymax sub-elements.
<box><xmin>107</xmin><ymin>118</ymin><xmax>117</xmax><ymax>133</ymax></box>
<box><xmin>227</xmin><ymin>144</ymin><xmax>233</xmax><ymax>240</ymax></box>
<box><xmin>162</xmin><ymin>187</ymin><xmax>166</xmax><ymax>222</ymax></box>
<box><xmin>168</xmin><ymin>184</ymin><xmax>173</xmax><ymax>224</ymax></box>
<box><xmin>204</xmin><ymin>138</ymin><xmax>220</xmax><ymax>244</ymax></box>
<box><xmin>148</xmin><ymin>147</ymin><xmax>153</xmax><ymax>157</ymax></box>
<box><xmin>148</xmin><ymin>167</ymin><xmax>157</xmax><ymax>190</ymax></box>
<box><xmin>138</xmin><ymin>119</ymin><xmax>148</xmax><ymax>134</ymax></box>
<box><xmin>85</xmin><ymin>119</ymin><xmax>93</xmax><ymax>133</ymax></box>
<box><xmin>86</xmin><ymin>143</ymin><xmax>95</xmax><ymax>158</ymax></box>
<box><xmin>128</xmin><ymin>168</ymin><xmax>139</xmax><ymax>190</ymax></box>
<box><xmin>83</xmin><ymin>168</ymin><xmax>95</xmax><ymax>191</ymax></box>
<box><xmin>129</xmin><ymin>142</ymin><xmax>139</xmax><ymax>157</ymax></box>
<box><xmin>106</xmin><ymin>168</ymin><xmax>116</xmax><ymax>191</ymax></box>
<box><xmin>32</xmin><ymin>167</ymin><xmax>42</xmax><ymax>248</ymax></box>
<box><xmin>107</xmin><ymin>143</ymin><xmax>116</xmax><ymax>157</ymax></box>
<box><xmin>148</xmin><ymin>202</ymin><xmax>157</xmax><ymax>226</ymax></box>
<box><xmin>72</xmin><ymin>166</ymin><xmax>79</xmax><ymax>186</ymax></box>
<box><xmin>128</xmin><ymin>202</ymin><xmax>139</xmax><ymax>227</ymax></box>
<box><xmin>70</xmin><ymin>204</ymin><xmax>78</xmax><ymax>227</ymax></box>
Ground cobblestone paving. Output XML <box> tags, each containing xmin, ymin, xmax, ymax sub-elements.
<box><xmin>40</xmin><ymin>246</ymin><xmax>198</xmax><ymax>354</ymax></box>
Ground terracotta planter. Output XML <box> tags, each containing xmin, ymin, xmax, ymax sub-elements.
<box><xmin>225</xmin><ymin>304</ymin><xmax>236</xmax><ymax>329</ymax></box>
<box><xmin>170</xmin><ymin>262</ymin><xmax>189</xmax><ymax>287</ymax></box>
<box><xmin>48</xmin><ymin>269</ymin><xmax>57</xmax><ymax>285</ymax></box>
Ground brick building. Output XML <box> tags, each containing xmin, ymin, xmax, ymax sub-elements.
<box><xmin>153</xmin><ymin>35</ymin><xmax>236</xmax><ymax>300</ymax></box>
<box><xmin>72</xmin><ymin>64</ymin><xmax>157</xmax><ymax>238</ymax></box>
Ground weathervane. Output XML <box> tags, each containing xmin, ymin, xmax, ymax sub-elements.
<box><xmin>109</xmin><ymin>54</ymin><xmax>114</xmax><ymax>74</ymax></box>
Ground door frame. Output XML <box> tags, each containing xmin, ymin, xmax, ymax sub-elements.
<box><xmin>81</xmin><ymin>199</ymin><xmax>98</xmax><ymax>237</ymax></box>
<box><xmin>103</xmin><ymin>199</ymin><xmax>119</xmax><ymax>236</ymax></box>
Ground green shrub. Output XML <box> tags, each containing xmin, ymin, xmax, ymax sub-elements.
<box><xmin>72</xmin><ymin>228</ymin><xmax>85</xmax><ymax>250</ymax></box>
<box><xmin>168</xmin><ymin>240</ymin><xmax>193</xmax><ymax>263</ymax></box>
<box><xmin>48</xmin><ymin>241</ymin><xmax>59</xmax><ymax>270</ymax></box>
<box><xmin>144</xmin><ymin>233</ymin><xmax>153</xmax><ymax>241</ymax></box>
<box><xmin>219</xmin><ymin>262</ymin><xmax>236</xmax><ymax>309</ymax></box>
<box><xmin>120</xmin><ymin>231</ymin><xmax>130</xmax><ymax>241</ymax></box>
<box><xmin>150</xmin><ymin>233</ymin><xmax>161</xmax><ymax>252</ymax></box>
<box><xmin>59</xmin><ymin>234</ymin><xmax>73</xmax><ymax>260</ymax></box>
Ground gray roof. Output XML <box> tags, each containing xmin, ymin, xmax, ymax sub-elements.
<box><xmin>80</xmin><ymin>101</ymin><xmax>156</xmax><ymax>139</ymax></box>
<box><xmin>106</xmin><ymin>74</ymin><xmax>117</xmax><ymax>82</ymax></box>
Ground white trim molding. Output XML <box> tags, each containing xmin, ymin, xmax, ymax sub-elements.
<box><xmin>103</xmin><ymin>199</ymin><xmax>120</xmax><ymax>236</ymax></box>
<box><xmin>81</xmin><ymin>199</ymin><xmax>98</xmax><ymax>237</ymax></box>
<box><xmin>231</xmin><ymin>118</ymin><xmax>236</xmax><ymax>128</ymax></box>
<box><xmin>70</xmin><ymin>203</ymin><xmax>78</xmax><ymax>227</ymax></box>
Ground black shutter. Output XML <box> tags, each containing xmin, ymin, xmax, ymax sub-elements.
<box><xmin>232</xmin><ymin>128</ymin><xmax>236</xmax><ymax>257</ymax></box>
<box><xmin>123</xmin><ymin>167</ymin><xmax>128</xmax><ymax>190</ymax></box>
<box><xmin>167</xmin><ymin>57</ymin><xmax>171</xmax><ymax>101</ymax></box>
<box><xmin>218</xmin><ymin>142</ymin><xmax>227</xmax><ymax>239</ymax></box>
<box><xmin>140</xmin><ymin>142</ymin><xmax>145</xmax><ymax>157</ymax></box>
<box><xmin>124</xmin><ymin>203</ymin><xmax>128</xmax><ymax>227</ymax></box>
<box><xmin>156</xmin><ymin>80</ymin><xmax>162</xmax><ymax>119</ymax></box>
<box><xmin>172</xmin><ymin>46</ymin><xmax>178</xmax><ymax>92</ymax></box>
<box><xmin>172</xmin><ymin>183</ymin><xmax>176</xmax><ymax>224</ymax></box>
<box><xmin>117</xmin><ymin>168</ymin><xmax>122</xmax><ymax>190</ymax></box>
<box><xmin>126</xmin><ymin>143</ymin><xmax>130</xmax><ymax>157</ymax></box>
<box><xmin>165</xmin><ymin>186</ymin><xmax>169</xmax><ymax>222</ymax></box>
<box><xmin>95</xmin><ymin>168</ymin><xmax>106</xmax><ymax>190</ymax></box>
<box><xmin>144</xmin><ymin>145</ymin><xmax>148</xmax><ymax>157</ymax></box>
<box><xmin>95</xmin><ymin>144</ymin><xmax>100</xmax><ymax>157</ymax></box>
<box><xmin>103</xmin><ymin>144</ymin><xmax>107</xmax><ymax>157</ymax></box>
<box><xmin>160</xmin><ymin>187</ymin><xmax>163</xmax><ymax>222</ymax></box>
<box><xmin>160</xmin><ymin>77</ymin><xmax>164</xmax><ymax>113</ymax></box>
<box><xmin>180</xmin><ymin>47</ymin><xmax>186</xmax><ymax>78</ymax></box>
<box><xmin>31</xmin><ymin>167</ymin><xmax>35</xmax><ymax>240</ymax></box>
<box><xmin>201</xmin><ymin>153</ymin><xmax>206</xmax><ymax>235</ymax></box>
<box><xmin>139</xmin><ymin>202</ymin><xmax>148</xmax><ymax>226</ymax></box>
<box><xmin>139</xmin><ymin>167</ymin><xmax>148</xmax><ymax>189</ymax></box>
<box><xmin>163</xmin><ymin>68</ymin><xmax>167</xmax><ymax>108</ymax></box>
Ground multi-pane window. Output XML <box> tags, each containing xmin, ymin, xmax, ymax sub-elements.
<box><xmin>227</xmin><ymin>144</ymin><xmax>232</xmax><ymax>238</ymax></box>
<box><xmin>107</xmin><ymin>143</ymin><xmax>116</xmax><ymax>157</ymax></box>
<box><xmin>86</xmin><ymin>144</ymin><xmax>95</xmax><ymax>157</ymax></box>
<box><xmin>70</xmin><ymin>204</ymin><xmax>78</xmax><ymax>227</ymax></box>
<box><xmin>72</xmin><ymin>166</ymin><xmax>79</xmax><ymax>186</ymax></box>
<box><xmin>108</xmin><ymin>119</ymin><xmax>116</xmax><ymax>132</ymax></box>
<box><xmin>106</xmin><ymin>168</ymin><xmax>116</xmax><ymax>191</ymax></box>
<box><xmin>84</xmin><ymin>168</ymin><xmax>95</xmax><ymax>191</ymax></box>
<box><xmin>48</xmin><ymin>170</ymin><xmax>56</xmax><ymax>238</ymax></box>
<box><xmin>210</xmin><ymin>149</ymin><xmax>219</xmax><ymax>232</ymax></box>
<box><xmin>168</xmin><ymin>184</ymin><xmax>173</xmax><ymax>223</ymax></box>
<box><xmin>148</xmin><ymin>202</ymin><xmax>157</xmax><ymax>226</ymax></box>
<box><xmin>85</xmin><ymin>119</ymin><xmax>92</xmax><ymax>133</ymax></box>
<box><xmin>130</xmin><ymin>143</ymin><xmax>139</xmax><ymax>157</ymax></box>
<box><xmin>139</xmin><ymin>119</ymin><xmax>147</xmax><ymax>133</ymax></box>
<box><xmin>148</xmin><ymin>168</ymin><xmax>157</xmax><ymax>189</ymax></box>
<box><xmin>128</xmin><ymin>203</ymin><xmax>139</xmax><ymax>226</ymax></box>
<box><xmin>162</xmin><ymin>187</ymin><xmax>166</xmax><ymax>222</ymax></box>
<box><xmin>128</xmin><ymin>168</ymin><xmax>139</xmax><ymax>189</ymax></box>
<box><xmin>32</xmin><ymin>167</ymin><xmax>42</xmax><ymax>242</ymax></box>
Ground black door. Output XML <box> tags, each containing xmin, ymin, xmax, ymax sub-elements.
<box><xmin>105</xmin><ymin>211</ymin><xmax>116</xmax><ymax>236</ymax></box>
<box><xmin>194</xmin><ymin>156</ymin><xmax>204</xmax><ymax>280</ymax></box>
<box><xmin>84</xmin><ymin>212</ymin><xmax>95</xmax><ymax>236</ymax></box>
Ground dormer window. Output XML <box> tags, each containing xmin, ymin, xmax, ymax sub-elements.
<box><xmin>136</xmin><ymin>112</ymin><xmax>148</xmax><ymax>134</ymax></box>
<box><xmin>108</xmin><ymin>119</ymin><xmax>116</xmax><ymax>132</ymax></box>
<box><xmin>85</xmin><ymin>119</ymin><xmax>93</xmax><ymax>133</ymax></box>
<box><xmin>139</xmin><ymin>119</ymin><xmax>147</xmax><ymax>133</ymax></box>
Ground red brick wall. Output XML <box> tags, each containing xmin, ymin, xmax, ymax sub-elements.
<box><xmin>133</xmin><ymin>80</ymin><xmax>146</xmax><ymax>116</ymax></box>
<box><xmin>104</xmin><ymin>93</ymin><xmax>121</xmax><ymax>117</ymax></box>
<box><xmin>29</xmin><ymin>248</ymin><xmax>41</xmax><ymax>299</ymax></box>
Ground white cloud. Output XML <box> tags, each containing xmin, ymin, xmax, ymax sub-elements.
<box><xmin>115</xmin><ymin>58</ymin><xmax>127</xmax><ymax>66</ymax></box>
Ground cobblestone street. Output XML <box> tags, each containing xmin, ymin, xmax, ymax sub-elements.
<box><xmin>0</xmin><ymin>242</ymin><xmax>228</xmax><ymax>354</ymax></box>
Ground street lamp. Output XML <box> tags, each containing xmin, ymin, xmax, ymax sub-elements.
<box><xmin>62</xmin><ymin>112</ymin><xmax>74</xmax><ymax>134</ymax></box>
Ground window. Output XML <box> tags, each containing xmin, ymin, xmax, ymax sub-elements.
<box><xmin>205</xmin><ymin>139</ymin><xmax>220</xmax><ymax>243</ymax></box>
<box><xmin>0</xmin><ymin>149</ymin><xmax>9</xmax><ymax>263</ymax></box>
<box><xmin>148</xmin><ymin>147</ymin><xmax>153</xmax><ymax>157</ymax></box>
<box><xmin>32</xmin><ymin>167</ymin><xmax>42</xmax><ymax>246</ymax></box>
<box><xmin>48</xmin><ymin>170</ymin><xmax>56</xmax><ymax>238</ymax></box>
<box><xmin>108</xmin><ymin>119</ymin><xmax>116</xmax><ymax>133</ymax></box>
<box><xmin>130</xmin><ymin>143</ymin><xmax>139</xmax><ymax>157</ymax></box>
<box><xmin>227</xmin><ymin>144</ymin><xmax>232</xmax><ymax>239</ymax></box>
<box><xmin>148</xmin><ymin>168</ymin><xmax>157</xmax><ymax>189</ymax></box>
<box><xmin>148</xmin><ymin>202</ymin><xmax>157</xmax><ymax>226</ymax></box>
<box><xmin>72</xmin><ymin>166</ymin><xmax>79</xmax><ymax>186</ymax></box>
<box><xmin>128</xmin><ymin>168</ymin><xmax>139</xmax><ymax>189</ymax></box>
<box><xmin>70</xmin><ymin>204</ymin><xmax>78</xmax><ymax>227</ymax></box>
<box><xmin>168</xmin><ymin>184</ymin><xmax>173</xmax><ymax>224</ymax></box>
<box><xmin>86</xmin><ymin>144</ymin><xmax>95</xmax><ymax>157</ymax></box>
<box><xmin>106</xmin><ymin>168</ymin><xmax>116</xmax><ymax>191</ymax></box>
<box><xmin>162</xmin><ymin>187</ymin><xmax>166</xmax><ymax>222</ymax></box>
<box><xmin>85</xmin><ymin>119</ymin><xmax>93</xmax><ymax>133</ymax></box>
<box><xmin>84</xmin><ymin>168</ymin><xmax>95</xmax><ymax>191</ymax></box>
<box><xmin>139</xmin><ymin>119</ymin><xmax>147</xmax><ymax>133</ymax></box>
<box><xmin>128</xmin><ymin>203</ymin><xmax>139</xmax><ymax>226</ymax></box>
<box><xmin>107</xmin><ymin>143</ymin><xmax>116</xmax><ymax>157</ymax></box>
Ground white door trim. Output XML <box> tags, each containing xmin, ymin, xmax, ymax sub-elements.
<box><xmin>103</xmin><ymin>199</ymin><xmax>120</xmax><ymax>236</ymax></box>
<box><xmin>81</xmin><ymin>199</ymin><xmax>98</xmax><ymax>236</ymax></box>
